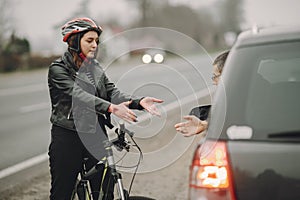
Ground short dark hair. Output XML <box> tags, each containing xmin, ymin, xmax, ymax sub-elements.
<box><xmin>213</xmin><ymin>50</ymin><xmax>230</xmax><ymax>72</ymax></box>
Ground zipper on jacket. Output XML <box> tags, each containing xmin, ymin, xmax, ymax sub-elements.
<box><xmin>67</xmin><ymin>108</ymin><xmax>73</xmax><ymax>120</ymax></box>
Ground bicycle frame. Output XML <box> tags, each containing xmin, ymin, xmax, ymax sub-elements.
<box><xmin>72</xmin><ymin>122</ymin><xmax>147</xmax><ymax>200</ymax></box>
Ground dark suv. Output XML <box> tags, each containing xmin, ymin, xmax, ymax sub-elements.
<box><xmin>189</xmin><ymin>26</ymin><xmax>300</xmax><ymax>200</ymax></box>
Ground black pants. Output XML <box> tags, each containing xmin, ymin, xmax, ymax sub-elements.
<box><xmin>48</xmin><ymin>125</ymin><xmax>114</xmax><ymax>200</ymax></box>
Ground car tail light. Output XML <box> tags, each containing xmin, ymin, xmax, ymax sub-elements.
<box><xmin>189</xmin><ymin>140</ymin><xmax>236</xmax><ymax>200</ymax></box>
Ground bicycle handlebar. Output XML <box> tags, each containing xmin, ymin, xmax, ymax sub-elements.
<box><xmin>110</xmin><ymin>121</ymin><xmax>134</xmax><ymax>152</ymax></box>
<box><xmin>119</xmin><ymin>121</ymin><xmax>135</xmax><ymax>137</ymax></box>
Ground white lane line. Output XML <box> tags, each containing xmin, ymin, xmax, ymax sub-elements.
<box><xmin>0</xmin><ymin>83</ymin><xmax>46</xmax><ymax>96</ymax></box>
<box><xmin>0</xmin><ymin>87</ymin><xmax>213</xmax><ymax>179</ymax></box>
<box><xmin>0</xmin><ymin>153</ymin><xmax>48</xmax><ymax>179</ymax></box>
<box><xmin>20</xmin><ymin>102</ymin><xmax>50</xmax><ymax>113</ymax></box>
<box><xmin>164</xmin><ymin>86</ymin><xmax>212</xmax><ymax>111</ymax></box>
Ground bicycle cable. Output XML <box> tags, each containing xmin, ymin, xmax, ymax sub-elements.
<box><xmin>115</xmin><ymin>144</ymin><xmax>142</xmax><ymax>169</ymax></box>
<box><xmin>128</xmin><ymin>136</ymin><xmax>143</xmax><ymax>194</ymax></box>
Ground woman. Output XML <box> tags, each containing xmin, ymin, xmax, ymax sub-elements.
<box><xmin>48</xmin><ymin>17</ymin><xmax>163</xmax><ymax>199</ymax></box>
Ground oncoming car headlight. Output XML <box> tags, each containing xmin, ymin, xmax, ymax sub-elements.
<box><xmin>141</xmin><ymin>49</ymin><xmax>166</xmax><ymax>64</ymax></box>
<box><xmin>142</xmin><ymin>54</ymin><xmax>152</xmax><ymax>64</ymax></box>
<box><xmin>153</xmin><ymin>53</ymin><xmax>164</xmax><ymax>63</ymax></box>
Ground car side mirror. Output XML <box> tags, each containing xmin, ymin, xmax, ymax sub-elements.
<box><xmin>189</xmin><ymin>105</ymin><xmax>211</xmax><ymax>120</ymax></box>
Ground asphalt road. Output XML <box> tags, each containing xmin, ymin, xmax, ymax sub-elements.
<box><xmin>0</xmin><ymin>54</ymin><xmax>214</xmax><ymax>199</ymax></box>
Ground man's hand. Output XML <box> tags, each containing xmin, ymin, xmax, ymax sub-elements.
<box><xmin>140</xmin><ymin>97</ymin><xmax>164</xmax><ymax>116</ymax></box>
<box><xmin>174</xmin><ymin>115</ymin><xmax>208</xmax><ymax>137</ymax></box>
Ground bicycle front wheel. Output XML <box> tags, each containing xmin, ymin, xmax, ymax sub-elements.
<box><xmin>128</xmin><ymin>196</ymin><xmax>156</xmax><ymax>200</ymax></box>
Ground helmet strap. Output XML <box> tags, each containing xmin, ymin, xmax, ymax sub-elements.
<box><xmin>67</xmin><ymin>32</ymin><xmax>83</xmax><ymax>54</ymax></box>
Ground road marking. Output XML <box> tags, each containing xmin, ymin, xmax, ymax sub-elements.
<box><xmin>0</xmin><ymin>83</ymin><xmax>46</xmax><ymax>96</ymax></box>
<box><xmin>0</xmin><ymin>87</ymin><xmax>213</xmax><ymax>179</ymax></box>
<box><xmin>0</xmin><ymin>153</ymin><xmax>48</xmax><ymax>179</ymax></box>
<box><xmin>20</xmin><ymin>102</ymin><xmax>50</xmax><ymax>113</ymax></box>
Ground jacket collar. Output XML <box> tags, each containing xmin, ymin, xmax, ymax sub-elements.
<box><xmin>62</xmin><ymin>51</ymin><xmax>79</xmax><ymax>72</ymax></box>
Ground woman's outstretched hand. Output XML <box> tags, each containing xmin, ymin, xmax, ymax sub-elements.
<box><xmin>108</xmin><ymin>101</ymin><xmax>138</xmax><ymax>123</ymax></box>
<box><xmin>140</xmin><ymin>97</ymin><xmax>164</xmax><ymax>116</ymax></box>
<box><xmin>108</xmin><ymin>97</ymin><xmax>163</xmax><ymax>123</ymax></box>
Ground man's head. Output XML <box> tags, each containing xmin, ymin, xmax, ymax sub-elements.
<box><xmin>212</xmin><ymin>50</ymin><xmax>230</xmax><ymax>85</ymax></box>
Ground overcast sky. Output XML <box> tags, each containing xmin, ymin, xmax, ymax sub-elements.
<box><xmin>11</xmin><ymin>0</ymin><xmax>300</xmax><ymax>53</ymax></box>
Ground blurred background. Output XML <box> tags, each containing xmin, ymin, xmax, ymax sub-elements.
<box><xmin>1</xmin><ymin>0</ymin><xmax>300</xmax><ymax>72</ymax></box>
<box><xmin>1</xmin><ymin>0</ymin><xmax>300</xmax><ymax>198</ymax></box>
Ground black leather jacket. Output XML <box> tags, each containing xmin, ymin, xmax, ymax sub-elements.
<box><xmin>48</xmin><ymin>51</ymin><xmax>143</xmax><ymax>133</ymax></box>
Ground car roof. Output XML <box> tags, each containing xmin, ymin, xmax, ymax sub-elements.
<box><xmin>234</xmin><ymin>26</ymin><xmax>300</xmax><ymax>48</ymax></box>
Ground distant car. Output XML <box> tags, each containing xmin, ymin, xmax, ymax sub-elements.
<box><xmin>189</xmin><ymin>26</ymin><xmax>300</xmax><ymax>200</ymax></box>
<box><xmin>141</xmin><ymin>49</ymin><xmax>166</xmax><ymax>64</ymax></box>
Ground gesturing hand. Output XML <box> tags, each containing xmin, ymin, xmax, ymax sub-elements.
<box><xmin>140</xmin><ymin>97</ymin><xmax>164</xmax><ymax>116</ymax></box>
<box><xmin>108</xmin><ymin>101</ymin><xmax>137</xmax><ymax>123</ymax></box>
<box><xmin>174</xmin><ymin>115</ymin><xmax>208</xmax><ymax>137</ymax></box>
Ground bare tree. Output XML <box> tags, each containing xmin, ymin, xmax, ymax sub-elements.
<box><xmin>72</xmin><ymin>0</ymin><xmax>92</xmax><ymax>18</ymax></box>
<box><xmin>0</xmin><ymin>0</ymin><xmax>14</xmax><ymax>52</ymax></box>
<box><xmin>128</xmin><ymin>0</ymin><xmax>159</xmax><ymax>27</ymax></box>
<box><xmin>220</xmin><ymin>0</ymin><xmax>244</xmax><ymax>33</ymax></box>
<box><xmin>53</xmin><ymin>0</ymin><xmax>92</xmax><ymax>34</ymax></box>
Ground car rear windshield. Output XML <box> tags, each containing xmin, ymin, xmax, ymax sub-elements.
<box><xmin>209</xmin><ymin>40</ymin><xmax>300</xmax><ymax>141</ymax></box>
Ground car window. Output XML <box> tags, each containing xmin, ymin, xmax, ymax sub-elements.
<box><xmin>246</xmin><ymin>55</ymin><xmax>300</xmax><ymax>135</ymax></box>
<box><xmin>209</xmin><ymin>40</ymin><xmax>300</xmax><ymax>141</ymax></box>
<box><xmin>258</xmin><ymin>58</ymin><xmax>300</xmax><ymax>83</ymax></box>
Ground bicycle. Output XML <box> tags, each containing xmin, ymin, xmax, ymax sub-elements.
<box><xmin>71</xmin><ymin>121</ymin><xmax>155</xmax><ymax>200</ymax></box>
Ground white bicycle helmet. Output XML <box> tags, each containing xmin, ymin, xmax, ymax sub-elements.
<box><xmin>61</xmin><ymin>17</ymin><xmax>102</xmax><ymax>42</ymax></box>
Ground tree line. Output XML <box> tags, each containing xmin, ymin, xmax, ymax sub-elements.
<box><xmin>0</xmin><ymin>0</ymin><xmax>244</xmax><ymax>72</ymax></box>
